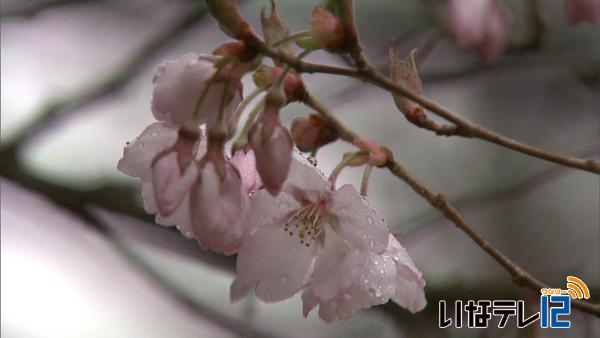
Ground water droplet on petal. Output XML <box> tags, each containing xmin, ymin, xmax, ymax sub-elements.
<box><xmin>366</xmin><ymin>216</ymin><xmax>373</xmax><ymax>224</ymax></box>
<box><xmin>280</xmin><ymin>275</ymin><xmax>289</xmax><ymax>283</ymax></box>
<box><xmin>375</xmin><ymin>289</ymin><xmax>382</xmax><ymax>297</ymax></box>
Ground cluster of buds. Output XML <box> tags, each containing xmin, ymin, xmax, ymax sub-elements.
<box><xmin>118</xmin><ymin>0</ymin><xmax>426</xmax><ymax>323</ymax></box>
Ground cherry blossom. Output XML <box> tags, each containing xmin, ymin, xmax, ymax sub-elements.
<box><xmin>230</xmin><ymin>147</ymin><xmax>262</xmax><ymax>193</ymax></box>
<box><xmin>248</xmin><ymin>89</ymin><xmax>294</xmax><ymax>196</ymax></box>
<box><xmin>230</xmin><ymin>152</ymin><xmax>390</xmax><ymax>304</ymax></box>
<box><xmin>151</xmin><ymin>53</ymin><xmax>242</xmax><ymax>127</ymax></box>
<box><xmin>189</xmin><ymin>143</ymin><xmax>250</xmax><ymax>255</ymax></box>
<box><xmin>448</xmin><ymin>0</ymin><xmax>512</xmax><ymax>65</ymax></box>
<box><xmin>301</xmin><ymin>234</ymin><xmax>426</xmax><ymax>322</ymax></box>
<box><xmin>117</xmin><ymin>122</ymin><xmax>205</xmax><ymax>237</ymax></box>
<box><xmin>566</xmin><ymin>0</ymin><xmax>600</xmax><ymax>24</ymax></box>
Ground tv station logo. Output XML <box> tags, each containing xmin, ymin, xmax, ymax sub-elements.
<box><xmin>439</xmin><ymin>276</ymin><xmax>591</xmax><ymax>329</ymax></box>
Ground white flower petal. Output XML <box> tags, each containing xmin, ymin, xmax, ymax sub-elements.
<box><xmin>311</xmin><ymin>229</ymin><xmax>368</xmax><ymax>300</ymax></box>
<box><xmin>234</xmin><ymin>223</ymin><xmax>315</xmax><ymax>303</ymax></box>
<box><xmin>244</xmin><ymin>189</ymin><xmax>301</xmax><ymax>236</ymax></box>
<box><xmin>329</xmin><ymin>184</ymin><xmax>389</xmax><ymax>253</ymax></box>
<box><xmin>285</xmin><ymin>150</ymin><xmax>330</xmax><ymax>192</ymax></box>
<box><xmin>189</xmin><ymin>163</ymin><xmax>249</xmax><ymax>255</ymax></box>
<box><xmin>117</xmin><ymin>122</ymin><xmax>178</xmax><ymax>180</ymax></box>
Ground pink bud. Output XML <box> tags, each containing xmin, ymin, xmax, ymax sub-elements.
<box><xmin>291</xmin><ymin>115</ymin><xmax>338</xmax><ymax>153</ymax></box>
<box><xmin>566</xmin><ymin>0</ymin><xmax>600</xmax><ymax>25</ymax></box>
<box><xmin>310</xmin><ymin>7</ymin><xmax>349</xmax><ymax>53</ymax></box>
<box><xmin>231</xmin><ymin>147</ymin><xmax>262</xmax><ymax>193</ymax></box>
<box><xmin>151</xmin><ymin>132</ymin><xmax>198</xmax><ymax>216</ymax></box>
<box><xmin>249</xmin><ymin>95</ymin><xmax>293</xmax><ymax>196</ymax></box>
<box><xmin>448</xmin><ymin>0</ymin><xmax>512</xmax><ymax>65</ymax></box>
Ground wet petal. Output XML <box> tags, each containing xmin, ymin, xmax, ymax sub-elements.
<box><xmin>233</xmin><ymin>223</ymin><xmax>315</xmax><ymax>303</ymax></box>
<box><xmin>117</xmin><ymin>122</ymin><xmax>178</xmax><ymax>180</ymax></box>
<box><xmin>152</xmin><ymin>153</ymin><xmax>198</xmax><ymax>216</ymax></box>
<box><xmin>311</xmin><ymin>229</ymin><xmax>368</xmax><ymax>300</ymax></box>
<box><xmin>189</xmin><ymin>163</ymin><xmax>249</xmax><ymax>255</ymax></box>
<box><xmin>329</xmin><ymin>184</ymin><xmax>389</xmax><ymax>253</ymax></box>
<box><xmin>231</xmin><ymin>148</ymin><xmax>261</xmax><ymax>193</ymax></box>
<box><xmin>244</xmin><ymin>189</ymin><xmax>301</xmax><ymax>235</ymax></box>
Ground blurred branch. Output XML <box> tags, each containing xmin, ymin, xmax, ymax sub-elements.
<box><xmin>79</xmin><ymin>210</ymin><xmax>276</xmax><ymax>338</ymax></box>
<box><xmin>0</xmin><ymin>0</ymin><xmax>98</xmax><ymax>18</ymax></box>
<box><xmin>399</xmin><ymin>145</ymin><xmax>600</xmax><ymax>242</ymax></box>
<box><xmin>1</xmin><ymin>2</ymin><xmax>208</xmax><ymax>152</ymax></box>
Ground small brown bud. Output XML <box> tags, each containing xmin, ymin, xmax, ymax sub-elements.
<box><xmin>252</xmin><ymin>65</ymin><xmax>305</xmax><ymax>102</ymax></box>
<box><xmin>310</xmin><ymin>7</ymin><xmax>350</xmax><ymax>53</ymax></box>
<box><xmin>213</xmin><ymin>41</ymin><xmax>258</xmax><ymax>63</ymax></box>
<box><xmin>291</xmin><ymin>115</ymin><xmax>338</xmax><ymax>152</ymax></box>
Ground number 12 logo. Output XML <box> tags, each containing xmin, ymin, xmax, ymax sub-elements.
<box><xmin>540</xmin><ymin>295</ymin><xmax>571</xmax><ymax>328</ymax></box>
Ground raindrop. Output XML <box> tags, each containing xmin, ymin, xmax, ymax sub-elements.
<box><xmin>366</xmin><ymin>216</ymin><xmax>373</xmax><ymax>224</ymax></box>
<box><xmin>375</xmin><ymin>289</ymin><xmax>382</xmax><ymax>297</ymax></box>
<box><xmin>280</xmin><ymin>275</ymin><xmax>289</xmax><ymax>283</ymax></box>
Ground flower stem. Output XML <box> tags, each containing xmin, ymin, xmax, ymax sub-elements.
<box><xmin>272</xmin><ymin>30</ymin><xmax>311</xmax><ymax>47</ymax></box>
<box><xmin>328</xmin><ymin>152</ymin><xmax>365</xmax><ymax>187</ymax></box>
<box><xmin>228</xmin><ymin>86</ymin><xmax>264</xmax><ymax>137</ymax></box>
<box><xmin>360</xmin><ymin>164</ymin><xmax>373</xmax><ymax>196</ymax></box>
<box><xmin>232</xmin><ymin>97</ymin><xmax>266</xmax><ymax>152</ymax></box>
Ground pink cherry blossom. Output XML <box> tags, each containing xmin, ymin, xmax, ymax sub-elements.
<box><xmin>448</xmin><ymin>0</ymin><xmax>512</xmax><ymax>65</ymax></box>
<box><xmin>230</xmin><ymin>153</ymin><xmax>390</xmax><ymax>304</ymax></box>
<box><xmin>151</xmin><ymin>53</ymin><xmax>242</xmax><ymax>127</ymax></box>
<box><xmin>566</xmin><ymin>0</ymin><xmax>600</xmax><ymax>24</ymax></box>
<box><xmin>188</xmin><ymin>147</ymin><xmax>250</xmax><ymax>255</ymax></box>
<box><xmin>230</xmin><ymin>147</ymin><xmax>262</xmax><ymax>193</ymax></box>
<box><xmin>302</xmin><ymin>234</ymin><xmax>426</xmax><ymax>322</ymax></box>
<box><xmin>118</xmin><ymin>122</ymin><xmax>206</xmax><ymax>237</ymax></box>
<box><xmin>248</xmin><ymin>101</ymin><xmax>293</xmax><ymax>196</ymax></box>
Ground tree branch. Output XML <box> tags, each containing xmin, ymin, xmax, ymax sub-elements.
<box><xmin>242</xmin><ymin>33</ymin><xmax>600</xmax><ymax>174</ymax></box>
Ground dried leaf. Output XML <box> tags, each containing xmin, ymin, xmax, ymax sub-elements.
<box><xmin>261</xmin><ymin>0</ymin><xmax>294</xmax><ymax>56</ymax></box>
<box><xmin>388</xmin><ymin>47</ymin><xmax>422</xmax><ymax>115</ymax></box>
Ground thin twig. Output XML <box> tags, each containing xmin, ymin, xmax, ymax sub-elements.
<box><xmin>2</xmin><ymin>3</ymin><xmax>208</xmax><ymax>151</ymax></box>
<box><xmin>242</xmin><ymin>33</ymin><xmax>600</xmax><ymax>174</ymax></box>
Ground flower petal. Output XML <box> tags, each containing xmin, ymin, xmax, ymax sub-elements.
<box><xmin>152</xmin><ymin>153</ymin><xmax>198</xmax><ymax>216</ymax></box>
<box><xmin>233</xmin><ymin>223</ymin><xmax>315</xmax><ymax>303</ymax></box>
<box><xmin>311</xmin><ymin>228</ymin><xmax>368</xmax><ymax>300</ymax></box>
<box><xmin>285</xmin><ymin>150</ymin><xmax>330</xmax><ymax>192</ymax></box>
<box><xmin>387</xmin><ymin>235</ymin><xmax>426</xmax><ymax>312</ymax></box>
<box><xmin>244</xmin><ymin>188</ymin><xmax>301</xmax><ymax>235</ymax></box>
<box><xmin>189</xmin><ymin>163</ymin><xmax>249</xmax><ymax>255</ymax></box>
<box><xmin>141</xmin><ymin>182</ymin><xmax>194</xmax><ymax>238</ymax></box>
<box><xmin>117</xmin><ymin>122</ymin><xmax>178</xmax><ymax>180</ymax></box>
<box><xmin>301</xmin><ymin>289</ymin><xmax>320</xmax><ymax>317</ymax></box>
<box><xmin>250</xmin><ymin>122</ymin><xmax>293</xmax><ymax>195</ymax></box>
<box><xmin>329</xmin><ymin>184</ymin><xmax>389</xmax><ymax>253</ymax></box>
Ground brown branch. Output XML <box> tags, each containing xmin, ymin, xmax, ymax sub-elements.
<box><xmin>302</xmin><ymin>92</ymin><xmax>600</xmax><ymax>316</ymax></box>
<box><xmin>241</xmin><ymin>33</ymin><xmax>600</xmax><ymax>174</ymax></box>
<box><xmin>2</xmin><ymin>2</ymin><xmax>208</xmax><ymax>151</ymax></box>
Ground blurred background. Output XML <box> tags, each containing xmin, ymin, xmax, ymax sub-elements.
<box><xmin>1</xmin><ymin>0</ymin><xmax>598</xmax><ymax>337</ymax></box>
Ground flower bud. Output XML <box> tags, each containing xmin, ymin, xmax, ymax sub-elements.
<box><xmin>213</xmin><ymin>41</ymin><xmax>259</xmax><ymax>81</ymax></box>
<box><xmin>252</xmin><ymin>65</ymin><xmax>305</xmax><ymax>102</ymax></box>
<box><xmin>310</xmin><ymin>7</ymin><xmax>350</xmax><ymax>53</ymax></box>
<box><xmin>566</xmin><ymin>0</ymin><xmax>600</xmax><ymax>25</ymax></box>
<box><xmin>291</xmin><ymin>115</ymin><xmax>338</xmax><ymax>153</ymax></box>
<box><xmin>248</xmin><ymin>89</ymin><xmax>293</xmax><ymax>196</ymax></box>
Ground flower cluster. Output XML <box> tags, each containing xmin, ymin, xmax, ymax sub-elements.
<box><xmin>118</xmin><ymin>49</ymin><xmax>426</xmax><ymax>321</ymax></box>
<box><xmin>118</xmin><ymin>0</ymin><xmax>426</xmax><ymax>322</ymax></box>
